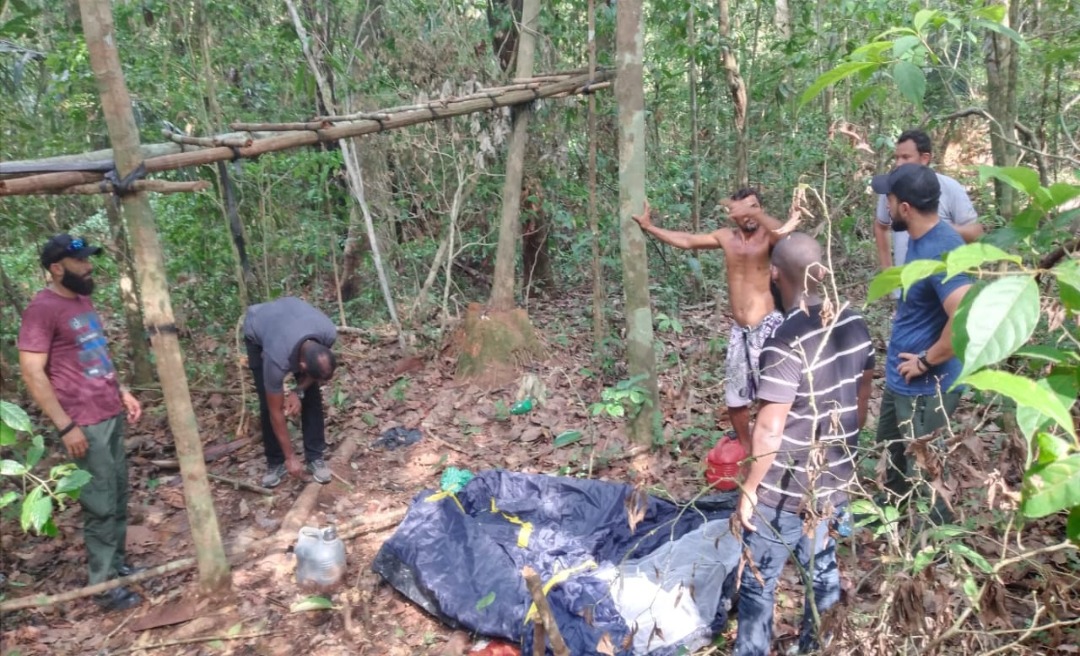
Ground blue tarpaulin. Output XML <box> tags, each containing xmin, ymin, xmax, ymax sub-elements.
<box><xmin>372</xmin><ymin>470</ymin><xmax>740</xmax><ymax>655</ymax></box>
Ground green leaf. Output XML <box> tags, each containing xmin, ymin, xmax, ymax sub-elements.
<box><xmin>0</xmin><ymin>490</ymin><xmax>19</xmax><ymax>508</ymax></box>
<box><xmin>55</xmin><ymin>469</ymin><xmax>92</xmax><ymax>495</ymax></box>
<box><xmin>892</xmin><ymin>61</ymin><xmax>926</xmax><ymax>106</ymax></box>
<box><xmin>0</xmin><ymin>459</ymin><xmax>28</xmax><ymax>476</ymax></box>
<box><xmin>1054</xmin><ymin>259</ymin><xmax>1080</xmax><ymax>313</ymax></box>
<box><xmin>608</xmin><ymin>404</ymin><xmax>625</xmax><ymax>418</ymax></box>
<box><xmin>289</xmin><ymin>596</ymin><xmax>335</xmax><ymax>612</ymax></box>
<box><xmin>972</xmin><ymin>5</ymin><xmax>1005</xmax><ymax>21</ymax></box>
<box><xmin>475</xmin><ymin>591</ymin><xmax>496</xmax><ymax>611</ymax></box>
<box><xmin>963</xmin><ymin>576</ymin><xmax>981</xmax><ymax>609</ymax></box>
<box><xmin>974</xmin><ymin>19</ymin><xmax>1026</xmax><ymax>49</ymax></box>
<box><xmin>946</xmin><ymin>543</ymin><xmax>993</xmax><ymax>574</ymax></box>
<box><xmin>892</xmin><ymin>35</ymin><xmax>922</xmax><ymax>58</ymax></box>
<box><xmin>900</xmin><ymin>259</ymin><xmax>946</xmax><ymax>296</ymax></box>
<box><xmin>1017</xmin><ymin>375</ymin><xmax>1080</xmax><ymax>447</ymax></box>
<box><xmin>553</xmin><ymin>430</ymin><xmax>583</xmax><ymax>448</ymax></box>
<box><xmin>1022</xmin><ymin>454</ymin><xmax>1080</xmax><ymax>518</ymax></box>
<box><xmin>0</xmin><ymin>401</ymin><xmax>32</xmax><ymax>433</ymax></box>
<box><xmin>800</xmin><ymin>61</ymin><xmax>879</xmax><ymax>108</ymax></box>
<box><xmin>956</xmin><ymin>276</ymin><xmax>1039</xmax><ymax>382</ymax></box>
<box><xmin>1012</xmin><ymin>345</ymin><xmax>1075</xmax><ymax>364</ymax></box>
<box><xmin>1068</xmin><ymin>507</ymin><xmax>1080</xmax><ymax>545</ymax></box>
<box><xmin>850</xmin><ymin>84</ymin><xmax>880</xmax><ymax>112</ymax></box>
<box><xmin>26</xmin><ymin>434</ymin><xmax>45</xmax><ymax>470</ymax></box>
<box><xmin>961</xmin><ymin>370</ymin><xmax>1076</xmax><ymax>439</ymax></box>
<box><xmin>1043</xmin><ymin>183</ymin><xmax>1080</xmax><ymax>210</ymax></box>
<box><xmin>978</xmin><ymin>165</ymin><xmax>1041</xmax><ymax>198</ymax></box>
<box><xmin>849</xmin><ymin>41</ymin><xmax>895</xmax><ymax>62</ymax></box>
<box><xmin>1035</xmin><ymin>432</ymin><xmax>1072</xmax><ymax>465</ymax></box>
<box><xmin>913</xmin><ymin>9</ymin><xmax>941</xmax><ymax>32</ymax></box>
<box><xmin>0</xmin><ymin>423</ymin><xmax>15</xmax><ymax>447</ymax></box>
<box><xmin>912</xmin><ymin>546</ymin><xmax>938</xmax><ymax>574</ymax></box>
<box><xmin>20</xmin><ymin>488</ymin><xmax>53</xmax><ymax>534</ymax></box>
<box><xmin>867</xmin><ymin>266</ymin><xmax>903</xmax><ymax>303</ymax></box>
<box><xmin>944</xmin><ymin>243</ymin><xmax>1021</xmax><ymax>280</ymax></box>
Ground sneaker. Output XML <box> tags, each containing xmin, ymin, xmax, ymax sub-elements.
<box><xmin>307</xmin><ymin>458</ymin><xmax>331</xmax><ymax>484</ymax></box>
<box><xmin>95</xmin><ymin>586</ymin><xmax>142</xmax><ymax>612</ymax></box>
<box><xmin>116</xmin><ymin>563</ymin><xmax>146</xmax><ymax>577</ymax></box>
<box><xmin>262</xmin><ymin>463</ymin><xmax>287</xmax><ymax>488</ymax></box>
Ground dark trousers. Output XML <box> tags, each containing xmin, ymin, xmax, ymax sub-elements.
<box><xmin>734</xmin><ymin>504</ymin><xmax>840</xmax><ymax>656</ymax></box>
<box><xmin>246</xmin><ymin>339</ymin><xmax>326</xmax><ymax>465</ymax></box>
<box><xmin>876</xmin><ymin>387</ymin><xmax>961</xmax><ymax>496</ymax></box>
<box><xmin>75</xmin><ymin>414</ymin><xmax>129</xmax><ymax>585</ymax></box>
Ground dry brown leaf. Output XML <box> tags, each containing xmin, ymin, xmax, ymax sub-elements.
<box><xmin>625</xmin><ymin>486</ymin><xmax>648</xmax><ymax>534</ymax></box>
<box><xmin>596</xmin><ymin>633</ymin><xmax>616</xmax><ymax>656</ymax></box>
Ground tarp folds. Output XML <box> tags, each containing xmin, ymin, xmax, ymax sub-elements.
<box><xmin>372</xmin><ymin>470</ymin><xmax>741</xmax><ymax>655</ymax></box>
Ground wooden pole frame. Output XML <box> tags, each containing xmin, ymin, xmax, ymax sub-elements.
<box><xmin>0</xmin><ymin>70</ymin><xmax>614</xmax><ymax>197</ymax></box>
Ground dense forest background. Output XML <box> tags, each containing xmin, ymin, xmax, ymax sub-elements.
<box><xmin>2</xmin><ymin>0</ymin><xmax>1073</xmax><ymax>357</ymax></box>
<box><xmin>1</xmin><ymin>0</ymin><xmax>1078</xmax><ymax>654</ymax></box>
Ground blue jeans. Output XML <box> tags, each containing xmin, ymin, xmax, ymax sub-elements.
<box><xmin>734</xmin><ymin>503</ymin><xmax>840</xmax><ymax>656</ymax></box>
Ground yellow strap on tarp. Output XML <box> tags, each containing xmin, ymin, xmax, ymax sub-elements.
<box><xmin>424</xmin><ymin>490</ymin><xmax>465</xmax><ymax>513</ymax></box>
<box><xmin>523</xmin><ymin>560</ymin><xmax>598</xmax><ymax>624</ymax></box>
<box><xmin>490</xmin><ymin>498</ymin><xmax>534</xmax><ymax>548</ymax></box>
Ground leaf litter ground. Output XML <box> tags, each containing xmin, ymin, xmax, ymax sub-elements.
<box><xmin>1</xmin><ymin>288</ymin><xmax>1077</xmax><ymax>655</ymax></box>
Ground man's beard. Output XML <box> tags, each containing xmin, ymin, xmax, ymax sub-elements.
<box><xmin>61</xmin><ymin>269</ymin><xmax>95</xmax><ymax>296</ymax></box>
<box><xmin>740</xmin><ymin>221</ymin><xmax>759</xmax><ymax>234</ymax></box>
<box><xmin>890</xmin><ymin>215</ymin><xmax>909</xmax><ymax>232</ymax></box>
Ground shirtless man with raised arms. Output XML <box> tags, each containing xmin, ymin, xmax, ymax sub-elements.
<box><xmin>634</xmin><ymin>189</ymin><xmax>786</xmax><ymax>452</ymax></box>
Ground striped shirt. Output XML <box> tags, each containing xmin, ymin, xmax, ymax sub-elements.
<box><xmin>755</xmin><ymin>305</ymin><xmax>875</xmax><ymax>513</ymax></box>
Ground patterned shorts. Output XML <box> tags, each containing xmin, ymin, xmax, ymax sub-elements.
<box><xmin>725</xmin><ymin>310</ymin><xmax>785</xmax><ymax>408</ymax></box>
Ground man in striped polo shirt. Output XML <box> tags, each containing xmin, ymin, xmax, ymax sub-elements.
<box><xmin>733</xmin><ymin>233</ymin><xmax>875</xmax><ymax>656</ymax></box>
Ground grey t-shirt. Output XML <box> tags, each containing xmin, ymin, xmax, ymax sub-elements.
<box><xmin>242</xmin><ymin>297</ymin><xmax>337</xmax><ymax>393</ymax></box>
<box><xmin>876</xmin><ymin>171</ymin><xmax>978</xmax><ymax>266</ymax></box>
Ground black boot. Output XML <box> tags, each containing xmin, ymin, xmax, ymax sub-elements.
<box><xmin>95</xmin><ymin>586</ymin><xmax>142</xmax><ymax>612</ymax></box>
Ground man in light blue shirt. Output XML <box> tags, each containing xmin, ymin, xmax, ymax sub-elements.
<box><xmin>874</xmin><ymin>130</ymin><xmax>982</xmax><ymax>274</ymax></box>
<box><xmin>871</xmin><ymin>164</ymin><xmax>973</xmax><ymax>523</ymax></box>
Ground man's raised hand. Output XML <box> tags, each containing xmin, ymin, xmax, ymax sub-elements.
<box><xmin>632</xmin><ymin>200</ymin><xmax>653</xmax><ymax>230</ymax></box>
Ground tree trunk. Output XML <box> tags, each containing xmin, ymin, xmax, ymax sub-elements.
<box><xmin>103</xmin><ymin>196</ymin><xmax>155</xmax><ymax>386</ymax></box>
<box><xmin>616</xmin><ymin>0</ymin><xmax>660</xmax><ymax>445</ymax></box>
<box><xmin>588</xmin><ymin>0</ymin><xmax>606</xmax><ymax>346</ymax></box>
<box><xmin>521</xmin><ymin>182</ymin><xmax>554</xmax><ymax>298</ymax></box>
<box><xmin>79</xmin><ymin>0</ymin><xmax>231</xmax><ymax>594</ymax></box>
<box><xmin>984</xmin><ymin>0</ymin><xmax>1021</xmax><ymax>218</ymax></box>
<box><xmin>216</xmin><ymin>161</ymin><xmax>253</xmax><ymax>307</ymax></box>
<box><xmin>688</xmin><ymin>3</ymin><xmax>701</xmax><ymax>232</ymax></box>
<box><xmin>489</xmin><ymin>0</ymin><xmax>539</xmax><ymax>311</ymax></box>
<box><xmin>719</xmin><ymin>0</ymin><xmax>749</xmax><ymax>189</ymax></box>
<box><xmin>775</xmin><ymin>0</ymin><xmax>792</xmax><ymax>40</ymax></box>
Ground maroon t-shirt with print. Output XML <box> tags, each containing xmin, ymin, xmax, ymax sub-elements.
<box><xmin>17</xmin><ymin>289</ymin><xmax>123</xmax><ymax>426</ymax></box>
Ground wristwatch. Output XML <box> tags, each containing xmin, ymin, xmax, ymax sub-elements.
<box><xmin>917</xmin><ymin>350</ymin><xmax>933</xmax><ymax>370</ymax></box>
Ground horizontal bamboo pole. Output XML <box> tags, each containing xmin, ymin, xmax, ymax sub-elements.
<box><xmin>163</xmin><ymin>132</ymin><xmax>253</xmax><ymax>148</ymax></box>
<box><xmin>0</xmin><ymin>70</ymin><xmax>614</xmax><ymax>197</ymax></box>
<box><xmin>46</xmin><ymin>180</ymin><xmax>210</xmax><ymax>195</ymax></box>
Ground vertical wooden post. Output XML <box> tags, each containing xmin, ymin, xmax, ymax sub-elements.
<box><xmin>79</xmin><ymin>0</ymin><xmax>231</xmax><ymax>593</ymax></box>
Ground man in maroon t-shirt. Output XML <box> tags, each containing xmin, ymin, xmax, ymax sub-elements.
<box><xmin>18</xmin><ymin>234</ymin><xmax>144</xmax><ymax>612</ymax></box>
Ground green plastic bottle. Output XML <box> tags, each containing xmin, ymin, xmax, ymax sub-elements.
<box><xmin>509</xmin><ymin>398</ymin><xmax>534</xmax><ymax>415</ymax></box>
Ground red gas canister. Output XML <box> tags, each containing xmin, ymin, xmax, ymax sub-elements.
<box><xmin>705</xmin><ymin>433</ymin><xmax>746</xmax><ymax>491</ymax></box>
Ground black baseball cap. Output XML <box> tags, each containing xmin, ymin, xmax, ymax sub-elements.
<box><xmin>40</xmin><ymin>234</ymin><xmax>102</xmax><ymax>269</ymax></box>
<box><xmin>871</xmin><ymin>163</ymin><xmax>940</xmax><ymax>210</ymax></box>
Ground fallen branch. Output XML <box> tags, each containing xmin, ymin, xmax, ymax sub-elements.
<box><xmin>207</xmin><ymin>472</ymin><xmax>274</xmax><ymax>496</ymax></box>
<box><xmin>111</xmin><ymin>630</ymin><xmax>283</xmax><ymax>655</ymax></box>
<box><xmin>0</xmin><ymin>506</ymin><xmax>407</xmax><ymax>613</ymax></box>
<box><xmin>522</xmin><ymin>566</ymin><xmax>570</xmax><ymax>656</ymax></box>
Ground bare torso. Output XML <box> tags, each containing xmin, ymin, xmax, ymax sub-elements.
<box><xmin>720</xmin><ymin>227</ymin><xmax>775</xmax><ymax>327</ymax></box>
